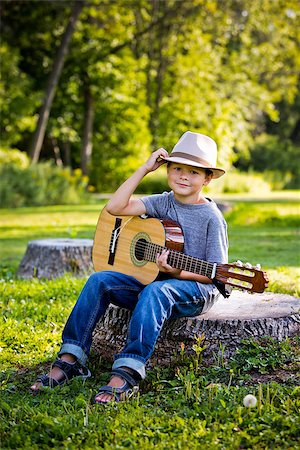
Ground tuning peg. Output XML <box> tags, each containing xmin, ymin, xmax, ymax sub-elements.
<box><xmin>245</xmin><ymin>262</ymin><xmax>253</xmax><ymax>269</ymax></box>
<box><xmin>255</xmin><ymin>263</ymin><xmax>261</xmax><ymax>270</ymax></box>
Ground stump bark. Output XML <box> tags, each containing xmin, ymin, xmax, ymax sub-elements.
<box><xmin>17</xmin><ymin>238</ymin><xmax>93</xmax><ymax>279</ymax></box>
<box><xmin>92</xmin><ymin>291</ymin><xmax>300</xmax><ymax>366</ymax></box>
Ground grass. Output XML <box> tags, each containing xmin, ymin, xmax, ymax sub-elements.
<box><xmin>0</xmin><ymin>191</ymin><xmax>300</xmax><ymax>449</ymax></box>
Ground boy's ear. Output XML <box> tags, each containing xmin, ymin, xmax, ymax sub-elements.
<box><xmin>204</xmin><ymin>173</ymin><xmax>213</xmax><ymax>185</ymax></box>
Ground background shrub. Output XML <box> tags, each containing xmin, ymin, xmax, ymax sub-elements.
<box><xmin>205</xmin><ymin>170</ymin><xmax>272</xmax><ymax>195</ymax></box>
<box><xmin>237</xmin><ymin>134</ymin><xmax>300</xmax><ymax>189</ymax></box>
<box><xmin>0</xmin><ymin>149</ymin><xmax>89</xmax><ymax>207</ymax></box>
<box><xmin>0</xmin><ymin>147</ymin><xmax>30</xmax><ymax>168</ymax></box>
<box><xmin>136</xmin><ymin>167</ymin><xmax>169</xmax><ymax>194</ymax></box>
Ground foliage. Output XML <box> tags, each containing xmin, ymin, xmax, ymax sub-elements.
<box><xmin>229</xmin><ymin>338</ymin><xmax>296</xmax><ymax>374</ymax></box>
<box><xmin>136</xmin><ymin>0</ymin><xmax>300</xmax><ymax>169</ymax></box>
<box><xmin>237</xmin><ymin>133</ymin><xmax>300</xmax><ymax>189</ymax></box>
<box><xmin>89</xmin><ymin>53</ymin><xmax>151</xmax><ymax>192</ymax></box>
<box><xmin>135</xmin><ymin>166</ymin><xmax>170</xmax><ymax>194</ymax></box>
<box><xmin>1</xmin><ymin>0</ymin><xmax>299</xmax><ymax>185</ymax></box>
<box><xmin>0</xmin><ymin>161</ymin><xmax>89</xmax><ymax>208</ymax></box>
<box><xmin>0</xmin><ymin>147</ymin><xmax>30</xmax><ymax>169</ymax></box>
<box><xmin>0</xmin><ymin>43</ymin><xmax>39</xmax><ymax>146</ymax></box>
<box><xmin>204</xmin><ymin>171</ymin><xmax>272</xmax><ymax>194</ymax></box>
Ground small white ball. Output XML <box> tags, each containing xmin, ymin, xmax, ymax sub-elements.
<box><xmin>243</xmin><ymin>394</ymin><xmax>257</xmax><ymax>407</ymax></box>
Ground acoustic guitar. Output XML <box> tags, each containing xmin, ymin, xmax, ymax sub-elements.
<box><xmin>92</xmin><ymin>207</ymin><xmax>269</xmax><ymax>294</ymax></box>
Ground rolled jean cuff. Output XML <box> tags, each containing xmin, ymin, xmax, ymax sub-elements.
<box><xmin>58</xmin><ymin>343</ymin><xmax>88</xmax><ymax>366</ymax></box>
<box><xmin>113</xmin><ymin>356</ymin><xmax>146</xmax><ymax>379</ymax></box>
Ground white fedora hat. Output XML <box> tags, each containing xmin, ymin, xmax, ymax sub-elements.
<box><xmin>161</xmin><ymin>131</ymin><xmax>225</xmax><ymax>179</ymax></box>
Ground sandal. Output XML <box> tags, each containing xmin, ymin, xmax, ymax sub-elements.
<box><xmin>31</xmin><ymin>358</ymin><xmax>91</xmax><ymax>391</ymax></box>
<box><xmin>94</xmin><ymin>368</ymin><xmax>139</xmax><ymax>404</ymax></box>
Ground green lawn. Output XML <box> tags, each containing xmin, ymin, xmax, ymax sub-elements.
<box><xmin>0</xmin><ymin>192</ymin><xmax>299</xmax><ymax>449</ymax></box>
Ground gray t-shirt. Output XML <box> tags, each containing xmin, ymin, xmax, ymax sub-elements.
<box><xmin>141</xmin><ymin>191</ymin><xmax>228</xmax><ymax>264</ymax></box>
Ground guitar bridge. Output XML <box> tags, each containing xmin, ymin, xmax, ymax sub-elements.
<box><xmin>108</xmin><ymin>218</ymin><xmax>122</xmax><ymax>265</ymax></box>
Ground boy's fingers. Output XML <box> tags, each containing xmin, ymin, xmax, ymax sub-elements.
<box><xmin>154</xmin><ymin>148</ymin><xmax>169</xmax><ymax>162</ymax></box>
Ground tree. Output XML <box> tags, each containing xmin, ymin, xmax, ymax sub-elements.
<box><xmin>1</xmin><ymin>0</ymin><xmax>299</xmax><ymax>188</ymax></box>
<box><xmin>30</xmin><ymin>1</ymin><xmax>85</xmax><ymax>163</ymax></box>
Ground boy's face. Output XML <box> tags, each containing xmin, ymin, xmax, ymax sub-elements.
<box><xmin>167</xmin><ymin>163</ymin><xmax>212</xmax><ymax>202</ymax></box>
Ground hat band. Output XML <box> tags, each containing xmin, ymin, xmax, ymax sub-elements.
<box><xmin>170</xmin><ymin>152</ymin><xmax>211</xmax><ymax>168</ymax></box>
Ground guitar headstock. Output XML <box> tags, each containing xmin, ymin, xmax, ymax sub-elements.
<box><xmin>216</xmin><ymin>260</ymin><xmax>269</xmax><ymax>293</ymax></box>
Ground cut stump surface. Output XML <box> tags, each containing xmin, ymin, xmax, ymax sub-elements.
<box><xmin>92</xmin><ymin>291</ymin><xmax>300</xmax><ymax>366</ymax></box>
<box><xmin>17</xmin><ymin>238</ymin><xmax>93</xmax><ymax>279</ymax></box>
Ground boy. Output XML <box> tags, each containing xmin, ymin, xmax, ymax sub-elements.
<box><xmin>31</xmin><ymin>131</ymin><xmax>228</xmax><ymax>404</ymax></box>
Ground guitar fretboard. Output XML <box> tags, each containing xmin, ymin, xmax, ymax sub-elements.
<box><xmin>141</xmin><ymin>241</ymin><xmax>215</xmax><ymax>278</ymax></box>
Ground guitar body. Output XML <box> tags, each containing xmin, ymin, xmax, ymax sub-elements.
<box><xmin>92</xmin><ymin>207</ymin><xmax>184</xmax><ymax>285</ymax></box>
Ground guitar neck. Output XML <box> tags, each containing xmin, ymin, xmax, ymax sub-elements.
<box><xmin>145</xmin><ymin>242</ymin><xmax>215</xmax><ymax>278</ymax></box>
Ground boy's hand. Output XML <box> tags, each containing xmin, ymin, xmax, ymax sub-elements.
<box><xmin>144</xmin><ymin>148</ymin><xmax>169</xmax><ymax>173</ymax></box>
<box><xmin>156</xmin><ymin>249</ymin><xmax>181</xmax><ymax>276</ymax></box>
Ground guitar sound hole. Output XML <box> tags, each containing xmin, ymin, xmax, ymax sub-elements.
<box><xmin>134</xmin><ymin>238</ymin><xmax>147</xmax><ymax>261</ymax></box>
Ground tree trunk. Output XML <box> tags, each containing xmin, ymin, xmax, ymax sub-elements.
<box><xmin>63</xmin><ymin>141</ymin><xmax>71</xmax><ymax>167</ymax></box>
<box><xmin>30</xmin><ymin>1</ymin><xmax>85</xmax><ymax>163</ymax></box>
<box><xmin>146</xmin><ymin>1</ymin><xmax>171</xmax><ymax>149</ymax></box>
<box><xmin>17</xmin><ymin>238</ymin><xmax>93</xmax><ymax>279</ymax></box>
<box><xmin>81</xmin><ymin>82</ymin><xmax>94</xmax><ymax>176</ymax></box>
<box><xmin>92</xmin><ymin>292</ymin><xmax>300</xmax><ymax>366</ymax></box>
<box><xmin>51</xmin><ymin>137</ymin><xmax>63</xmax><ymax>166</ymax></box>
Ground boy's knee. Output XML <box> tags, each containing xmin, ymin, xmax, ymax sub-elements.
<box><xmin>84</xmin><ymin>271</ymin><xmax>111</xmax><ymax>291</ymax></box>
<box><xmin>140</xmin><ymin>282</ymin><xmax>175</xmax><ymax>306</ymax></box>
<box><xmin>88</xmin><ymin>270</ymin><xmax>112</xmax><ymax>283</ymax></box>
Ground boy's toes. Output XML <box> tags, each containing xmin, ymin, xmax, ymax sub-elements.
<box><xmin>94</xmin><ymin>393</ymin><xmax>114</xmax><ymax>404</ymax></box>
<box><xmin>30</xmin><ymin>382</ymin><xmax>43</xmax><ymax>392</ymax></box>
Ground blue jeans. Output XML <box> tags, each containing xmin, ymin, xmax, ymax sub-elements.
<box><xmin>58</xmin><ymin>271</ymin><xmax>219</xmax><ymax>379</ymax></box>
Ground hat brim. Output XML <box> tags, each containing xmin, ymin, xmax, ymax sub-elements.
<box><xmin>160</xmin><ymin>156</ymin><xmax>225</xmax><ymax>179</ymax></box>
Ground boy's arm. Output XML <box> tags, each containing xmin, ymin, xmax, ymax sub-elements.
<box><xmin>174</xmin><ymin>271</ymin><xmax>212</xmax><ymax>284</ymax></box>
<box><xmin>106</xmin><ymin>148</ymin><xmax>169</xmax><ymax>216</ymax></box>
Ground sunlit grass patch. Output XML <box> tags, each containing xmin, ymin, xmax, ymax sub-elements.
<box><xmin>0</xmin><ymin>203</ymin><xmax>103</xmax><ymax>227</ymax></box>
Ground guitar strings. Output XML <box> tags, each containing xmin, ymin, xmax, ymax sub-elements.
<box><xmin>109</xmin><ymin>235</ymin><xmax>216</xmax><ymax>277</ymax></box>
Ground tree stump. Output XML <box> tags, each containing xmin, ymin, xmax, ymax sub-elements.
<box><xmin>92</xmin><ymin>291</ymin><xmax>300</xmax><ymax>366</ymax></box>
<box><xmin>17</xmin><ymin>238</ymin><xmax>93</xmax><ymax>279</ymax></box>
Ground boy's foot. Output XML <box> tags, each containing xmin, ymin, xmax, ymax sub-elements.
<box><xmin>30</xmin><ymin>355</ymin><xmax>91</xmax><ymax>392</ymax></box>
<box><xmin>94</xmin><ymin>375</ymin><xmax>127</xmax><ymax>403</ymax></box>
<box><xmin>94</xmin><ymin>367</ymin><xmax>139</xmax><ymax>404</ymax></box>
